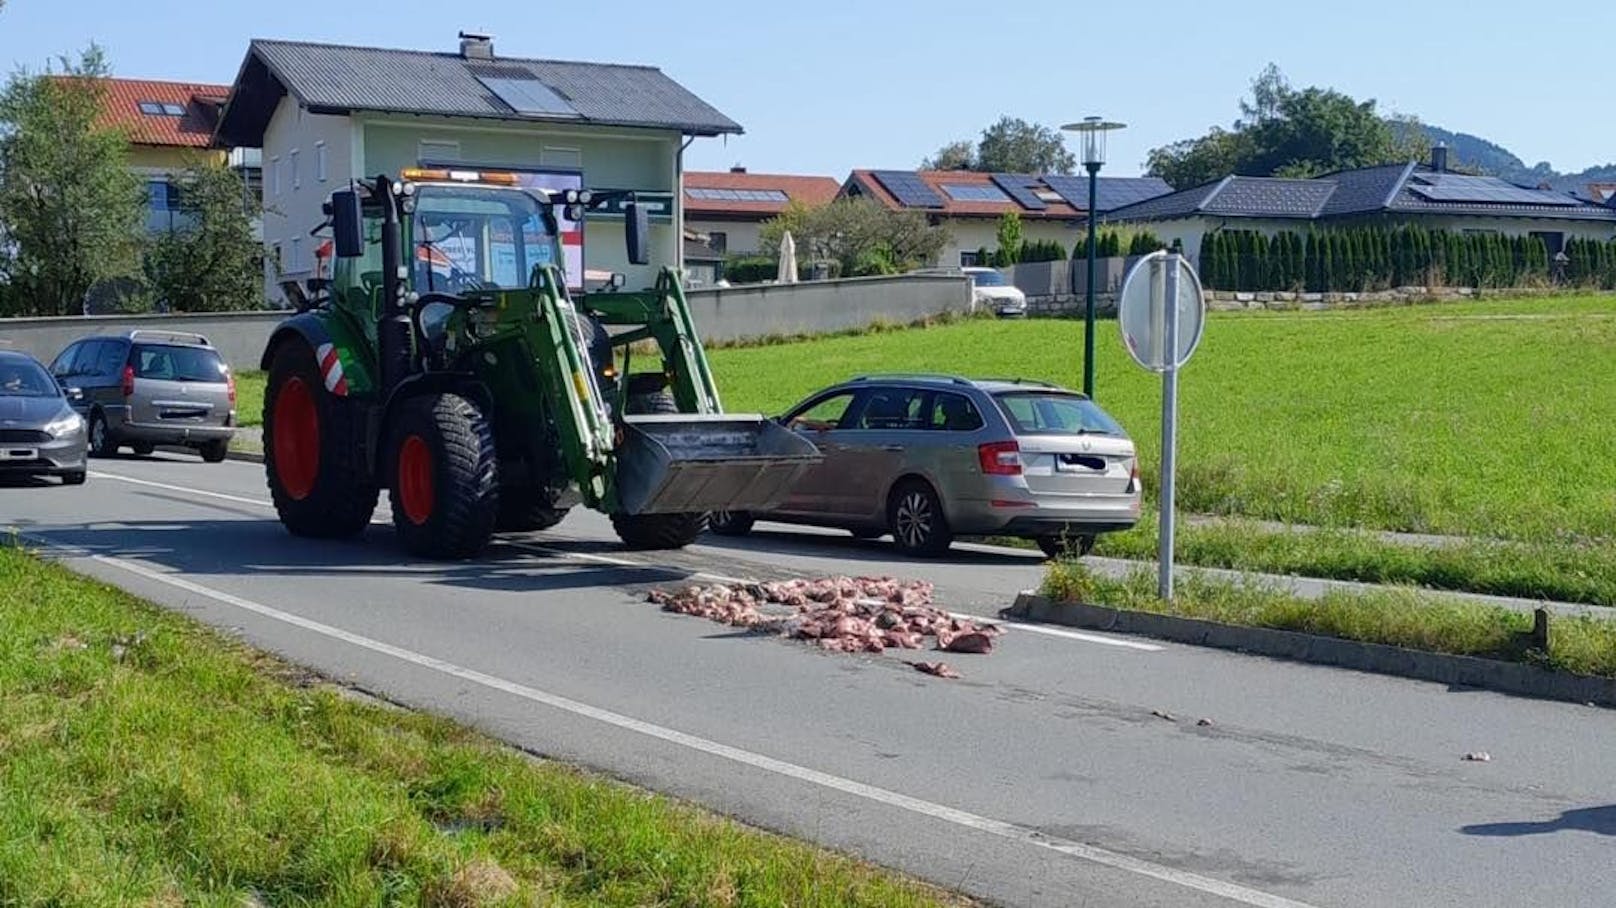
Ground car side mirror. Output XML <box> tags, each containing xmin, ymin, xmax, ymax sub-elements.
<box><xmin>625</xmin><ymin>201</ymin><xmax>650</xmax><ymax>266</ymax></box>
<box><xmin>330</xmin><ymin>189</ymin><xmax>364</xmax><ymax>258</ymax></box>
<box><xmin>64</xmin><ymin>386</ymin><xmax>84</xmax><ymax>402</ymax></box>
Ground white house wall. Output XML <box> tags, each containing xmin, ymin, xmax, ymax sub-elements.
<box><xmin>360</xmin><ymin>117</ymin><xmax>681</xmax><ymax>289</ymax></box>
<box><xmin>261</xmin><ymin>103</ymin><xmax>353</xmax><ymax>304</ymax></box>
<box><xmin>943</xmin><ymin>219</ymin><xmax>1081</xmax><ymax>267</ymax></box>
<box><xmin>686</xmin><ymin>218</ymin><xmax>765</xmax><ymax>256</ymax></box>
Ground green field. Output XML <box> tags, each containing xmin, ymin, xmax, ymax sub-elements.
<box><xmin>708</xmin><ymin>295</ymin><xmax>1616</xmax><ymax>542</ymax></box>
<box><xmin>235</xmin><ymin>294</ymin><xmax>1616</xmax><ymax>542</ymax></box>
<box><xmin>0</xmin><ymin>546</ymin><xmax>961</xmax><ymax>906</ymax></box>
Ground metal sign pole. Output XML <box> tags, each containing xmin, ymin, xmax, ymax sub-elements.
<box><xmin>1158</xmin><ymin>254</ymin><xmax>1180</xmax><ymax>600</ymax></box>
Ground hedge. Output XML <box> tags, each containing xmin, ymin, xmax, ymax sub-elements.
<box><xmin>1193</xmin><ymin>225</ymin><xmax>1614</xmax><ymax>292</ymax></box>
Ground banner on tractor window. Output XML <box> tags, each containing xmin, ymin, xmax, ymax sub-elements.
<box><xmin>507</xmin><ymin>170</ymin><xmax>585</xmax><ymax>291</ymax></box>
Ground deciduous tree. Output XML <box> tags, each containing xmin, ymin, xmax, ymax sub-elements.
<box><xmin>145</xmin><ymin>159</ymin><xmax>262</xmax><ymax>311</ymax></box>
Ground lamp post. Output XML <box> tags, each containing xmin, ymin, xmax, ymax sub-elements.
<box><xmin>1062</xmin><ymin>116</ymin><xmax>1125</xmax><ymax>399</ymax></box>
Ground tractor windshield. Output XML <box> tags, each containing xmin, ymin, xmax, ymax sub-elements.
<box><xmin>410</xmin><ymin>185</ymin><xmax>562</xmax><ymax>294</ymax></box>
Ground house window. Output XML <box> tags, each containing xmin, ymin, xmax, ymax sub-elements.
<box><xmin>708</xmin><ymin>232</ymin><xmax>727</xmax><ymax>255</ymax></box>
<box><xmin>289</xmin><ymin>149</ymin><xmax>300</xmax><ymax>190</ymax></box>
<box><xmin>270</xmin><ymin>156</ymin><xmax>281</xmax><ymax>196</ymax></box>
<box><xmin>418</xmin><ymin>139</ymin><xmax>461</xmax><ymax>164</ymax></box>
<box><xmin>959</xmin><ymin>250</ymin><xmax>980</xmax><ymax>267</ymax></box>
<box><xmin>290</xmin><ymin>237</ymin><xmax>304</xmax><ymax>274</ymax></box>
<box><xmin>315</xmin><ymin>142</ymin><xmax>328</xmax><ymax>183</ymax></box>
<box><xmin>137</xmin><ymin>101</ymin><xmax>185</xmax><ymax>117</ymax></box>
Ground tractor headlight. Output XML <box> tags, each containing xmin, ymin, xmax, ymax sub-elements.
<box><xmin>44</xmin><ymin>411</ymin><xmax>84</xmax><ymax>438</ymax></box>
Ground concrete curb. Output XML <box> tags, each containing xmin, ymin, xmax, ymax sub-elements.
<box><xmin>227</xmin><ymin>447</ymin><xmax>264</xmax><ymax>464</ymax></box>
<box><xmin>1006</xmin><ymin>593</ymin><xmax>1616</xmax><ymax>709</ymax></box>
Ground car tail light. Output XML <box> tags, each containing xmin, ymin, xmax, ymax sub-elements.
<box><xmin>120</xmin><ymin>365</ymin><xmax>135</xmax><ymax>397</ymax></box>
<box><xmin>977</xmin><ymin>440</ymin><xmax>1022</xmax><ymax>476</ymax></box>
<box><xmin>226</xmin><ymin>371</ymin><xmax>237</xmax><ymax>405</ymax></box>
<box><xmin>1127</xmin><ymin>461</ymin><xmax>1141</xmax><ymax>493</ymax></box>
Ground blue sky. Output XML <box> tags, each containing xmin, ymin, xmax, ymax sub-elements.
<box><xmin>2</xmin><ymin>0</ymin><xmax>1610</xmax><ymax>178</ymax></box>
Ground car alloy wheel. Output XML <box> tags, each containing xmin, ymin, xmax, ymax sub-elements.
<box><xmin>894</xmin><ymin>489</ymin><xmax>935</xmax><ymax>549</ymax></box>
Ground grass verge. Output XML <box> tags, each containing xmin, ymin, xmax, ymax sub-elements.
<box><xmin>1040</xmin><ymin>560</ymin><xmax>1616</xmax><ymax>678</ymax></box>
<box><xmin>0</xmin><ymin>546</ymin><xmax>964</xmax><ymax>907</ymax></box>
<box><xmin>1089</xmin><ymin>517</ymin><xmax>1616</xmax><ymax>608</ymax></box>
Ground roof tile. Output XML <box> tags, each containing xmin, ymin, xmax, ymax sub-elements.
<box><xmin>63</xmin><ymin>77</ymin><xmax>230</xmax><ymax>148</ymax></box>
<box><xmin>683</xmin><ymin>171</ymin><xmax>840</xmax><ymax>217</ymax></box>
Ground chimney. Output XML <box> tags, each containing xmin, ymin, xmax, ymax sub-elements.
<box><xmin>458</xmin><ymin>30</ymin><xmax>494</xmax><ymax>60</ymax></box>
<box><xmin>1431</xmin><ymin>142</ymin><xmax>1448</xmax><ymax>174</ymax></box>
<box><xmin>730</xmin><ymin>165</ymin><xmax>746</xmax><ymax>174</ymax></box>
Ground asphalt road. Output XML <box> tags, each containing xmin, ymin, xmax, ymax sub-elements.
<box><xmin>6</xmin><ymin>455</ymin><xmax>1614</xmax><ymax>907</ymax></box>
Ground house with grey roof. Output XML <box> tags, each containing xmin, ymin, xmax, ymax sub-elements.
<box><xmin>1103</xmin><ymin>148</ymin><xmax>1616</xmax><ymax>269</ymax></box>
<box><xmin>214</xmin><ymin>33</ymin><xmax>740</xmax><ymax>303</ymax></box>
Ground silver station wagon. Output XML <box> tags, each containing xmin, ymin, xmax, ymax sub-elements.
<box><xmin>709</xmin><ymin>374</ymin><xmax>1142</xmax><ymax>556</ymax></box>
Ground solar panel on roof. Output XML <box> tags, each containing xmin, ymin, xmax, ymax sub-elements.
<box><xmin>940</xmin><ymin>183</ymin><xmax>1010</xmax><ymax>202</ymax></box>
<box><xmin>478</xmin><ymin>75</ymin><xmax>579</xmax><ymax>118</ymax></box>
<box><xmin>1408</xmin><ymin>175</ymin><xmax>1577</xmax><ymax>207</ymax></box>
<box><xmin>1044</xmin><ymin>175</ymin><xmax>1172</xmax><ymax>212</ymax></box>
<box><xmin>871</xmin><ymin>171</ymin><xmax>944</xmax><ymax>208</ymax></box>
<box><xmin>989</xmin><ymin>175</ymin><xmax>1047</xmax><ymax>210</ymax></box>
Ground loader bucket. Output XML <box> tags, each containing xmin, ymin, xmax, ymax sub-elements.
<box><xmin>613</xmin><ymin>414</ymin><xmax>822</xmax><ymax>515</ymax></box>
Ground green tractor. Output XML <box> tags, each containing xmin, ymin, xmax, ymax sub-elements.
<box><xmin>261</xmin><ymin>168</ymin><xmax>818</xmax><ymax>559</ymax></box>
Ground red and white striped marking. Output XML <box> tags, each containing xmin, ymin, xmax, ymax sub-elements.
<box><xmin>315</xmin><ymin>343</ymin><xmax>349</xmax><ymax>396</ymax></box>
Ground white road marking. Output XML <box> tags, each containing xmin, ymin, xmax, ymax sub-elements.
<box><xmin>19</xmin><ymin>532</ymin><xmax>1310</xmax><ymax>908</ymax></box>
<box><xmin>87</xmin><ymin>468</ymin><xmax>1160</xmax><ymax>652</ymax></box>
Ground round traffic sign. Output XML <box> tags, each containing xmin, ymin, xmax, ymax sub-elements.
<box><xmin>1117</xmin><ymin>251</ymin><xmax>1206</xmax><ymax>372</ymax></box>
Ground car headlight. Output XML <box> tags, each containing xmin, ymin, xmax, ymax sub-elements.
<box><xmin>44</xmin><ymin>412</ymin><xmax>85</xmax><ymax>438</ymax></box>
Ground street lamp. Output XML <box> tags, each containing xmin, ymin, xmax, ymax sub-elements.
<box><xmin>1062</xmin><ymin>116</ymin><xmax>1126</xmax><ymax>399</ymax></box>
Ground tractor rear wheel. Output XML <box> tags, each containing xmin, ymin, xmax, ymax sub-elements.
<box><xmin>263</xmin><ymin>340</ymin><xmax>377</xmax><ymax>538</ymax></box>
<box><xmin>388</xmin><ymin>393</ymin><xmax>499</xmax><ymax>559</ymax></box>
<box><xmin>611</xmin><ymin>512</ymin><xmax>707</xmax><ymax>550</ymax></box>
<box><xmin>496</xmin><ymin>485</ymin><xmax>571</xmax><ymax>532</ymax></box>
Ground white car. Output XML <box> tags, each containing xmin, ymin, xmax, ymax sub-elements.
<box><xmin>963</xmin><ymin>267</ymin><xmax>1027</xmax><ymax>318</ymax></box>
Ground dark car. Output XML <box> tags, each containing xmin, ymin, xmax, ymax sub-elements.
<box><xmin>50</xmin><ymin>330</ymin><xmax>236</xmax><ymax>462</ymax></box>
<box><xmin>0</xmin><ymin>350</ymin><xmax>88</xmax><ymax>484</ymax></box>
<box><xmin>709</xmin><ymin>374</ymin><xmax>1141</xmax><ymax>556</ymax></box>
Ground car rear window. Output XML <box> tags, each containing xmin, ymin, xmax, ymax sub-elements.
<box><xmin>994</xmin><ymin>392</ymin><xmax>1125</xmax><ymax>436</ymax></box>
<box><xmin>131</xmin><ymin>344</ymin><xmax>227</xmax><ymax>382</ymax></box>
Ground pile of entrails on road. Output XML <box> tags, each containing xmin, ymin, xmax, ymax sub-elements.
<box><xmin>648</xmin><ymin>577</ymin><xmax>1002</xmax><ymax>677</ymax></box>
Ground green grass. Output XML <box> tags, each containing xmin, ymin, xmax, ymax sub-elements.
<box><xmin>0</xmin><ymin>546</ymin><xmax>964</xmax><ymax>907</ymax></box>
<box><xmin>236</xmin><ymin>369</ymin><xmax>265</xmax><ymax>427</ymax></box>
<box><xmin>704</xmin><ymin>294</ymin><xmax>1616</xmax><ymax>542</ymax></box>
<box><xmin>1040</xmin><ymin>560</ymin><xmax>1616</xmax><ymax>678</ymax></box>
<box><xmin>1090</xmin><ymin>517</ymin><xmax>1616</xmax><ymax>607</ymax></box>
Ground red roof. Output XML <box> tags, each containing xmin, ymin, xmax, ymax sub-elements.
<box><xmin>845</xmin><ymin>169</ymin><xmax>1085</xmax><ymax>220</ymax></box>
<box><xmin>73</xmin><ymin>77</ymin><xmax>231</xmax><ymax>148</ymax></box>
<box><xmin>683</xmin><ymin>170</ymin><xmax>841</xmax><ymax>218</ymax></box>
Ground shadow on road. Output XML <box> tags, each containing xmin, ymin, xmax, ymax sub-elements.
<box><xmin>700</xmin><ymin>526</ymin><xmax>1045</xmax><ymax>568</ymax></box>
<box><xmin>18</xmin><ymin>517</ymin><xmax>692</xmax><ymax>595</ymax></box>
<box><xmin>1460</xmin><ymin>805</ymin><xmax>1616</xmax><ymax>837</ymax></box>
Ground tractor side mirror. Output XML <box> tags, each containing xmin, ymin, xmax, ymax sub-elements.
<box><xmin>331</xmin><ymin>190</ymin><xmax>364</xmax><ymax>258</ymax></box>
<box><xmin>625</xmin><ymin>201</ymin><xmax>650</xmax><ymax>266</ymax></box>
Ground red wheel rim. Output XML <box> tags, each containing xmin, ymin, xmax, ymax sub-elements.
<box><xmin>272</xmin><ymin>376</ymin><xmax>319</xmax><ymax>500</ymax></box>
<box><xmin>397</xmin><ymin>434</ymin><xmax>434</xmax><ymax>526</ymax></box>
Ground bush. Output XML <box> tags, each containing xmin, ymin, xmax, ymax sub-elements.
<box><xmin>724</xmin><ymin>256</ymin><xmax>778</xmax><ymax>284</ymax></box>
<box><xmin>1128</xmin><ymin>231</ymin><xmax>1167</xmax><ymax>256</ymax></box>
<box><xmin>1017</xmin><ymin>238</ymin><xmax>1066</xmax><ymax>263</ymax></box>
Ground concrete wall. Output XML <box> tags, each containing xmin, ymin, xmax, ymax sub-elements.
<box><xmin>0</xmin><ymin>275</ymin><xmax>972</xmax><ymax>368</ymax></box>
<box><xmin>0</xmin><ymin>311</ymin><xmax>286</xmax><ymax>370</ymax></box>
<box><xmin>686</xmin><ymin>274</ymin><xmax>973</xmax><ymax>343</ymax></box>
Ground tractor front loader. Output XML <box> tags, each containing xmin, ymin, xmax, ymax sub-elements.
<box><xmin>260</xmin><ymin>168</ymin><xmax>818</xmax><ymax>559</ymax></box>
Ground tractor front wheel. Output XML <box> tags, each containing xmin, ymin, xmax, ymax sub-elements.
<box><xmin>388</xmin><ymin>393</ymin><xmax>499</xmax><ymax>559</ymax></box>
<box><xmin>264</xmin><ymin>340</ymin><xmax>377</xmax><ymax>538</ymax></box>
<box><xmin>611</xmin><ymin>512</ymin><xmax>707</xmax><ymax>550</ymax></box>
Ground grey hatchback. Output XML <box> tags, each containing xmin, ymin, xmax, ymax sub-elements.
<box><xmin>50</xmin><ymin>330</ymin><xmax>236</xmax><ymax>462</ymax></box>
<box><xmin>0</xmin><ymin>350</ymin><xmax>87</xmax><ymax>484</ymax></box>
<box><xmin>709</xmin><ymin>375</ymin><xmax>1142</xmax><ymax>556</ymax></box>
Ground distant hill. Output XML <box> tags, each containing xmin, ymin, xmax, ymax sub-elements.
<box><xmin>1403</xmin><ymin>122</ymin><xmax>1615</xmax><ymax>195</ymax></box>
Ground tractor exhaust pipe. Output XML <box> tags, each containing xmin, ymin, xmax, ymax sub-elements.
<box><xmin>376</xmin><ymin>174</ymin><xmax>413</xmax><ymax>393</ymax></box>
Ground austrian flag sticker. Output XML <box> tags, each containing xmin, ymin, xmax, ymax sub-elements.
<box><xmin>315</xmin><ymin>343</ymin><xmax>349</xmax><ymax>396</ymax></box>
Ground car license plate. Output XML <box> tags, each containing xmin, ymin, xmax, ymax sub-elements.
<box><xmin>0</xmin><ymin>447</ymin><xmax>38</xmax><ymax>461</ymax></box>
<box><xmin>1056</xmin><ymin>455</ymin><xmax>1107</xmax><ymax>473</ymax></box>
